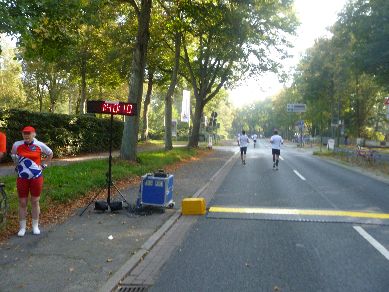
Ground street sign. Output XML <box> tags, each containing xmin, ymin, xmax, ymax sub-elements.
<box><xmin>287</xmin><ymin>103</ymin><xmax>306</xmax><ymax>113</ymax></box>
<box><xmin>172</xmin><ymin>120</ymin><xmax>177</xmax><ymax>137</ymax></box>
<box><xmin>287</xmin><ymin>104</ymin><xmax>294</xmax><ymax>112</ymax></box>
<box><xmin>295</xmin><ymin>120</ymin><xmax>304</xmax><ymax>130</ymax></box>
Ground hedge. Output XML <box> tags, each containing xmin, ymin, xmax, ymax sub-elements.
<box><xmin>0</xmin><ymin>109</ymin><xmax>123</xmax><ymax>159</ymax></box>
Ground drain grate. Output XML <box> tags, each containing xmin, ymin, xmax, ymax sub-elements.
<box><xmin>118</xmin><ymin>284</ymin><xmax>150</xmax><ymax>292</ymax></box>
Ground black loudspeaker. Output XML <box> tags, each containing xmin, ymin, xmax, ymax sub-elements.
<box><xmin>109</xmin><ymin>201</ymin><xmax>123</xmax><ymax>211</ymax></box>
<box><xmin>95</xmin><ymin>201</ymin><xmax>109</xmax><ymax>211</ymax></box>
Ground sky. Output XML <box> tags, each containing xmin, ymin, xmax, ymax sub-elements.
<box><xmin>228</xmin><ymin>0</ymin><xmax>349</xmax><ymax>108</ymax></box>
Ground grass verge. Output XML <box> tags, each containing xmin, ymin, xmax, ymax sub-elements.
<box><xmin>313</xmin><ymin>149</ymin><xmax>389</xmax><ymax>176</ymax></box>
<box><xmin>0</xmin><ymin>147</ymin><xmax>204</xmax><ymax>241</ymax></box>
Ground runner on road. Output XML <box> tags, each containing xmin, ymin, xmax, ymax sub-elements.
<box><xmin>252</xmin><ymin>133</ymin><xmax>258</xmax><ymax>148</ymax></box>
<box><xmin>239</xmin><ymin>130</ymin><xmax>249</xmax><ymax>165</ymax></box>
<box><xmin>270</xmin><ymin>130</ymin><xmax>283</xmax><ymax>170</ymax></box>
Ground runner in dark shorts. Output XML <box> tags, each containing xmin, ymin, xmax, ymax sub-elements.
<box><xmin>238</xmin><ymin>130</ymin><xmax>249</xmax><ymax>165</ymax></box>
<box><xmin>270</xmin><ymin>130</ymin><xmax>283</xmax><ymax>170</ymax></box>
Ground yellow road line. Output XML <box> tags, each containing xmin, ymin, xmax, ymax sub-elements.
<box><xmin>209</xmin><ymin>207</ymin><xmax>389</xmax><ymax>220</ymax></box>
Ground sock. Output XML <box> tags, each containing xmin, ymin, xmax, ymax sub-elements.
<box><xmin>32</xmin><ymin>219</ymin><xmax>40</xmax><ymax>235</ymax></box>
<box><xmin>18</xmin><ymin>220</ymin><xmax>26</xmax><ymax>237</ymax></box>
<box><xmin>276</xmin><ymin>160</ymin><xmax>279</xmax><ymax>166</ymax></box>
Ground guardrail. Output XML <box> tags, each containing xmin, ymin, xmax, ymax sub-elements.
<box><xmin>332</xmin><ymin>147</ymin><xmax>389</xmax><ymax>165</ymax></box>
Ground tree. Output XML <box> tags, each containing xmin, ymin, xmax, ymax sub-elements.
<box><xmin>141</xmin><ymin>69</ymin><xmax>154</xmax><ymax>141</ymax></box>
<box><xmin>293</xmin><ymin>39</ymin><xmax>337</xmax><ymax>138</ymax></box>
<box><xmin>0</xmin><ymin>36</ymin><xmax>26</xmax><ymax>109</ymax></box>
<box><xmin>163</xmin><ymin>32</ymin><xmax>181</xmax><ymax>150</ymax></box>
<box><xmin>1</xmin><ymin>0</ymin><xmax>133</xmax><ymax>114</ymax></box>
<box><xmin>120</xmin><ymin>0</ymin><xmax>152</xmax><ymax>161</ymax></box>
<box><xmin>178</xmin><ymin>0</ymin><xmax>297</xmax><ymax>147</ymax></box>
<box><xmin>337</xmin><ymin>0</ymin><xmax>389</xmax><ymax>89</ymax></box>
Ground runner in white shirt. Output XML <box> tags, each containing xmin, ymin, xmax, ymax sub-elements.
<box><xmin>270</xmin><ymin>130</ymin><xmax>283</xmax><ymax>170</ymax></box>
<box><xmin>239</xmin><ymin>130</ymin><xmax>249</xmax><ymax>165</ymax></box>
<box><xmin>252</xmin><ymin>134</ymin><xmax>258</xmax><ymax>148</ymax></box>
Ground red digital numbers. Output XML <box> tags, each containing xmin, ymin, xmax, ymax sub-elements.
<box><xmin>87</xmin><ymin>100</ymin><xmax>136</xmax><ymax>116</ymax></box>
<box><xmin>122</xmin><ymin>104</ymin><xmax>133</xmax><ymax>115</ymax></box>
<box><xmin>102</xmin><ymin>102</ymin><xmax>121</xmax><ymax>114</ymax></box>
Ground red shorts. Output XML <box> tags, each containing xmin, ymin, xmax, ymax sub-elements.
<box><xmin>17</xmin><ymin>177</ymin><xmax>44</xmax><ymax>198</ymax></box>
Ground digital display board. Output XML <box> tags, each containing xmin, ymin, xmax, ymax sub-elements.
<box><xmin>87</xmin><ymin>100</ymin><xmax>137</xmax><ymax>116</ymax></box>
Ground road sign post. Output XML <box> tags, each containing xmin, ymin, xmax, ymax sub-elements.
<box><xmin>287</xmin><ymin>103</ymin><xmax>306</xmax><ymax>113</ymax></box>
<box><xmin>287</xmin><ymin>104</ymin><xmax>307</xmax><ymax>147</ymax></box>
<box><xmin>385</xmin><ymin>97</ymin><xmax>389</xmax><ymax>119</ymax></box>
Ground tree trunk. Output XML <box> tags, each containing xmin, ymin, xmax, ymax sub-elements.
<box><xmin>164</xmin><ymin>33</ymin><xmax>181</xmax><ymax>151</ymax></box>
<box><xmin>48</xmin><ymin>77</ymin><xmax>56</xmax><ymax>113</ymax></box>
<box><xmin>188</xmin><ymin>95</ymin><xmax>203</xmax><ymax>148</ymax></box>
<box><xmin>79</xmin><ymin>55</ymin><xmax>87</xmax><ymax>114</ymax></box>
<box><xmin>165</xmin><ymin>94</ymin><xmax>173</xmax><ymax>150</ymax></box>
<box><xmin>141</xmin><ymin>70</ymin><xmax>154</xmax><ymax>141</ymax></box>
<box><xmin>120</xmin><ymin>0</ymin><xmax>152</xmax><ymax>161</ymax></box>
<box><xmin>36</xmin><ymin>81</ymin><xmax>43</xmax><ymax>112</ymax></box>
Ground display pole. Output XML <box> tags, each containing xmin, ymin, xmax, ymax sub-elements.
<box><xmin>107</xmin><ymin>113</ymin><xmax>113</xmax><ymax>205</ymax></box>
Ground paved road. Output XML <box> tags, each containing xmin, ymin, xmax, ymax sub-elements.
<box><xmin>147</xmin><ymin>139</ymin><xmax>389</xmax><ymax>292</ymax></box>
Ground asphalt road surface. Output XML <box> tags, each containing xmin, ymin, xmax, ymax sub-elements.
<box><xmin>149</xmin><ymin>140</ymin><xmax>389</xmax><ymax>292</ymax></box>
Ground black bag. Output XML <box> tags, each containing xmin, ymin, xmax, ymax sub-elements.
<box><xmin>153</xmin><ymin>169</ymin><xmax>168</xmax><ymax>178</ymax></box>
<box><xmin>109</xmin><ymin>201</ymin><xmax>123</xmax><ymax>211</ymax></box>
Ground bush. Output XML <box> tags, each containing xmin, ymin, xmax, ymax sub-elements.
<box><xmin>0</xmin><ymin>109</ymin><xmax>123</xmax><ymax>158</ymax></box>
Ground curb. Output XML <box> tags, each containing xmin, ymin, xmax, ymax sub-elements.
<box><xmin>98</xmin><ymin>212</ymin><xmax>181</xmax><ymax>292</ymax></box>
<box><xmin>99</xmin><ymin>150</ymin><xmax>238</xmax><ymax>292</ymax></box>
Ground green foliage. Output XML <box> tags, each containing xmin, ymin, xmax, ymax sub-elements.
<box><xmin>287</xmin><ymin>2</ymin><xmax>389</xmax><ymax>141</ymax></box>
<box><xmin>1</xmin><ymin>1</ymin><xmax>134</xmax><ymax>114</ymax></box>
<box><xmin>337</xmin><ymin>0</ymin><xmax>389</xmax><ymax>88</ymax></box>
<box><xmin>0</xmin><ymin>37</ymin><xmax>26</xmax><ymax>109</ymax></box>
<box><xmin>0</xmin><ymin>109</ymin><xmax>123</xmax><ymax>157</ymax></box>
<box><xmin>232</xmin><ymin>98</ymin><xmax>275</xmax><ymax>137</ymax></box>
<box><xmin>177</xmin><ymin>0</ymin><xmax>298</xmax><ymax>146</ymax></box>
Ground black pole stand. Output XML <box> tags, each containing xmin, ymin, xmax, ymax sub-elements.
<box><xmin>80</xmin><ymin>114</ymin><xmax>129</xmax><ymax>216</ymax></box>
<box><xmin>107</xmin><ymin>113</ymin><xmax>113</xmax><ymax>206</ymax></box>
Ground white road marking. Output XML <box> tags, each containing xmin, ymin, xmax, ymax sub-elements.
<box><xmin>279</xmin><ymin>156</ymin><xmax>284</xmax><ymax>161</ymax></box>
<box><xmin>353</xmin><ymin>226</ymin><xmax>389</xmax><ymax>261</ymax></box>
<box><xmin>293</xmin><ymin>169</ymin><xmax>306</xmax><ymax>181</ymax></box>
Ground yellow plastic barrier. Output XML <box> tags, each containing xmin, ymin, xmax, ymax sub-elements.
<box><xmin>182</xmin><ymin>198</ymin><xmax>207</xmax><ymax>215</ymax></box>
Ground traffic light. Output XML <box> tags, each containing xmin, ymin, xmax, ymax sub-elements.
<box><xmin>210</xmin><ymin>111</ymin><xmax>218</xmax><ymax>127</ymax></box>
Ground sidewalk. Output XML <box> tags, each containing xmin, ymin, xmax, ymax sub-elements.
<box><xmin>0</xmin><ymin>142</ymin><xmax>166</xmax><ymax>177</ymax></box>
<box><xmin>0</xmin><ymin>147</ymin><xmax>236</xmax><ymax>292</ymax></box>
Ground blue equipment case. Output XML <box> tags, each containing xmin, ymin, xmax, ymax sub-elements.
<box><xmin>137</xmin><ymin>173</ymin><xmax>175</xmax><ymax>209</ymax></box>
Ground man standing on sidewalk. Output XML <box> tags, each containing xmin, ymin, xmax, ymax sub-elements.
<box><xmin>270</xmin><ymin>130</ymin><xmax>283</xmax><ymax>170</ymax></box>
<box><xmin>239</xmin><ymin>130</ymin><xmax>249</xmax><ymax>165</ymax></box>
